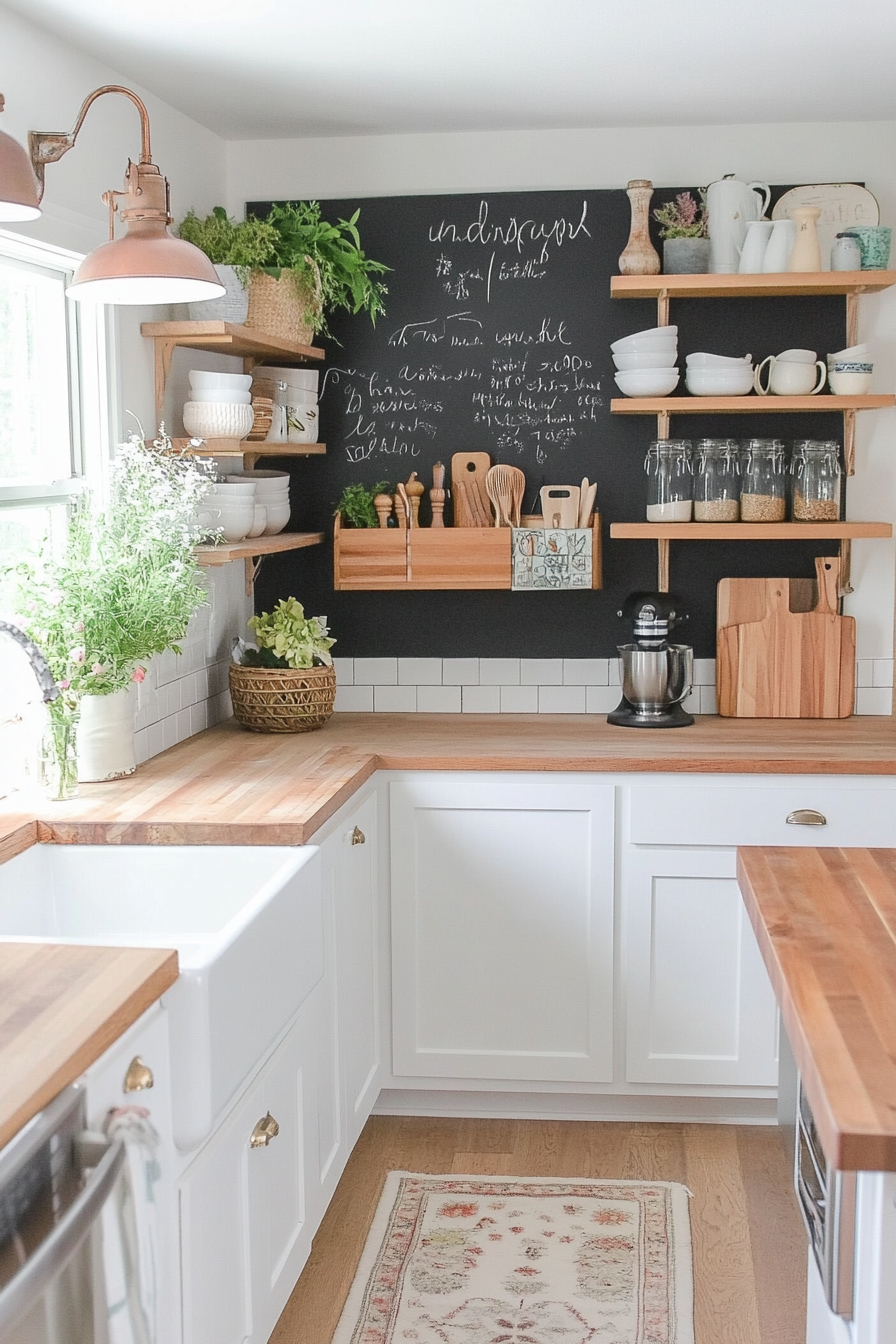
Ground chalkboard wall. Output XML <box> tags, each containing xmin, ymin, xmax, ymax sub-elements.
<box><xmin>249</xmin><ymin>189</ymin><xmax>846</xmax><ymax>658</ymax></box>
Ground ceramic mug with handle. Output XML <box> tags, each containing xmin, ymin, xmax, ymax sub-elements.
<box><xmin>754</xmin><ymin>354</ymin><xmax>826</xmax><ymax>396</ymax></box>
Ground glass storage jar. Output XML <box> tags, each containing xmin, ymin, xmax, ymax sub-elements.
<box><xmin>791</xmin><ymin>440</ymin><xmax>842</xmax><ymax>521</ymax></box>
<box><xmin>693</xmin><ymin>439</ymin><xmax>740</xmax><ymax>521</ymax></box>
<box><xmin>645</xmin><ymin>441</ymin><xmax>693</xmax><ymax>521</ymax></box>
<box><xmin>740</xmin><ymin>439</ymin><xmax>787</xmax><ymax>521</ymax></box>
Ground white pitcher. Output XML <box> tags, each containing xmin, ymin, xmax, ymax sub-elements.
<box><xmin>762</xmin><ymin>219</ymin><xmax>797</xmax><ymax>273</ymax></box>
<box><xmin>707</xmin><ymin>176</ymin><xmax>772</xmax><ymax>274</ymax></box>
<box><xmin>738</xmin><ymin>220</ymin><xmax>774</xmax><ymax>274</ymax></box>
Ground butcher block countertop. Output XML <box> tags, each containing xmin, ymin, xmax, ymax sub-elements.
<box><xmin>0</xmin><ymin>942</ymin><xmax>178</xmax><ymax>1152</ymax></box>
<box><xmin>738</xmin><ymin>847</ymin><xmax>896</xmax><ymax>1172</ymax></box>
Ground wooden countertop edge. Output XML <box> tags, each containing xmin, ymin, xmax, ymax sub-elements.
<box><xmin>737</xmin><ymin>849</ymin><xmax>896</xmax><ymax>1172</ymax></box>
<box><xmin>0</xmin><ymin>946</ymin><xmax>179</xmax><ymax>1152</ymax></box>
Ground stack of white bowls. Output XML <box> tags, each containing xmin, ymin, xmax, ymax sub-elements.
<box><xmin>253</xmin><ymin>366</ymin><xmax>320</xmax><ymax>444</ymax></box>
<box><xmin>184</xmin><ymin>371</ymin><xmax>255</xmax><ymax>440</ymax></box>
<box><xmin>227</xmin><ymin>470</ymin><xmax>291</xmax><ymax>537</ymax></box>
<box><xmin>611</xmin><ymin>326</ymin><xmax>679</xmax><ymax>397</ymax></box>
<box><xmin>205</xmin><ymin>478</ymin><xmax>258</xmax><ymax>543</ymax></box>
<box><xmin>685</xmin><ymin>352</ymin><xmax>754</xmax><ymax>397</ymax></box>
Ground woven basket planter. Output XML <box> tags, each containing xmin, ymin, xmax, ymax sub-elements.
<box><xmin>246</xmin><ymin>266</ymin><xmax>321</xmax><ymax>346</ymax></box>
<box><xmin>229</xmin><ymin>662</ymin><xmax>336</xmax><ymax>733</ymax></box>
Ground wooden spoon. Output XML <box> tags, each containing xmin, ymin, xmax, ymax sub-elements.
<box><xmin>507</xmin><ymin>466</ymin><xmax>526</xmax><ymax>527</ymax></box>
<box><xmin>486</xmin><ymin>464</ymin><xmax>515</xmax><ymax>527</ymax></box>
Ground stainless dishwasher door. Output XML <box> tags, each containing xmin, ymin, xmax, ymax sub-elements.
<box><xmin>0</xmin><ymin>1087</ymin><xmax>124</xmax><ymax>1344</ymax></box>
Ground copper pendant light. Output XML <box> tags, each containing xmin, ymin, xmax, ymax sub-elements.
<box><xmin>0</xmin><ymin>94</ymin><xmax>41</xmax><ymax>221</ymax></box>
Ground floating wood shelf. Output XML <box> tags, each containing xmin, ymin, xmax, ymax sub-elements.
<box><xmin>610</xmin><ymin>522</ymin><xmax>892</xmax><ymax>540</ymax></box>
<box><xmin>195</xmin><ymin>531</ymin><xmax>324</xmax><ymax>596</ymax></box>
<box><xmin>610</xmin><ymin>394</ymin><xmax>894</xmax><ymax>415</ymax></box>
<box><xmin>171</xmin><ymin>438</ymin><xmax>326</xmax><ymax>469</ymax></box>
<box><xmin>333</xmin><ymin>516</ymin><xmax>603</xmax><ymax>591</ymax></box>
<box><xmin>611</xmin><ymin>271</ymin><xmax>896</xmax><ymax>300</ymax></box>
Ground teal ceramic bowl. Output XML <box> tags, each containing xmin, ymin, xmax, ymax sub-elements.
<box><xmin>844</xmin><ymin>226</ymin><xmax>892</xmax><ymax>270</ymax></box>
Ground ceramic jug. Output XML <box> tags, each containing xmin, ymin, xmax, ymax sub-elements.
<box><xmin>789</xmin><ymin>206</ymin><xmax>822</xmax><ymax>273</ymax></box>
<box><xmin>707</xmin><ymin>176</ymin><xmax>772</xmax><ymax>274</ymax></box>
<box><xmin>762</xmin><ymin>219</ymin><xmax>797</xmax><ymax>273</ymax></box>
<box><xmin>738</xmin><ymin>220</ymin><xmax>774</xmax><ymax>274</ymax></box>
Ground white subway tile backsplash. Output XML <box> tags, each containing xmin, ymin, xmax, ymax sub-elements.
<box><xmin>520</xmin><ymin>659</ymin><xmax>562</xmax><ymax>685</ymax></box>
<box><xmin>500</xmin><ymin>685</ymin><xmax>538</xmax><ymax>713</ymax></box>
<box><xmin>694</xmin><ymin>659</ymin><xmax>716</xmax><ymax>687</ymax></box>
<box><xmin>873</xmin><ymin>659</ymin><xmax>894</xmax><ymax>688</ymax></box>
<box><xmin>586</xmin><ymin>686</ymin><xmax>621</xmax><ymax>713</ymax></box>
<box><xmin>417</xmin><ymin>685</ymin><xmax>462</xmax><ymax>713</ymax></box>
<box><xmin>190</xmin><ymin>701</ymin><xmax>208</xmax><ymax>735</ymax></box>
<box><xmin>563</xmin><ymin>659</ymin><xmax>608</xmax><ymax>686</ymax></box>
<box><xmin>479</xmin><ymin>658</ymin><xmax>520</xmax><ymax>685</ymax></box>
<box><xmin>175</xmin><ymin>708</ymin><xmax>192</xmax><ymax>742</ymax></box>
<box><xmin>442</xmin><ymin>658</ymin><xmax>479</xmax><ymax>685</ymax></box>
<box><xmin>334</xmin><ymin>685</ymin><xmax>374</xmax><ymax>712</ymax></box>
<box><xmin>398</xmin><ymin>658</ymin><xmax>442</xmax><ymax>685</ymax></box>
<box><xmin>539</xmin><ymin>685</ymin><xmax>586</xmax><ymax>713</ymax></box>
<box><xmin>374</xmin><ymin>685</ymin><xmax>417</xmax><ymax>712</ymax></box>
<box><xmin>134</xmin><ymin>727</ymin><xmax>150</xmax><ymax>765</ymax></box>
<box><xmin>354</xmin><ymin>657</ymin><xmax>398</xmax><ymax>685</ymax></box>
<box><xmin>333</xmin><ymin>657</ymin><xmax>354</xmax><ymax>686</ymax></box>
<box><xmin>700</xmin><ymin>685</ymin><xmax>718</xmax><ymax>715</ymax></box>
<box><xmin>856</xmin><ymin>660</ymin><xmax>874</xmax><ymax>688</ymax></box>
<box><xmin>856</xmin><ymin>687</ymin><xmax>893</xmax><ymax>715</ymax></box>
<box><xmin>682</xmin><ymin>689</ymin><xmax>701</xmax><ymax>716</ymax></box>
<box><xmin>608</xmin><ymin>658</ymin><xmax>621</xmax><ymax>686</ymax></box>
<box><xmin>462</xmin><ymin>685</ymin><xmax>501</xmax><ymax>713</ymax></box>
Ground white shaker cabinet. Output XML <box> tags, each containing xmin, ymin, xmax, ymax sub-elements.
<box><xmin>622</xmin><ymin>844</ymin><xmax>778</xmax><ymax>1087</ymax></box>
<box><xmin>390</xmin><ymin>775</ymin><xmax>616</xmax><ymax>1083</ymax></box>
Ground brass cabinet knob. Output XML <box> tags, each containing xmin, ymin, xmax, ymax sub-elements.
<box><xmin>250</xmin><ymin>1112</ymin><xmax>280</xmax><ymax>1149</ymax></box>
<box><xmin>123</xmin><ymin>1056</ymin><xmax>154</xmax><ymax>1093</ymax></box>
<box><xmin>350</xmin><ymin>826</ymin><xmax>366</xmax><ymax>845</ymax></box>
<box><xmin>786</xmin><ymin>809</ymin><xmax>827</xmax><ymax>827</ymax></box>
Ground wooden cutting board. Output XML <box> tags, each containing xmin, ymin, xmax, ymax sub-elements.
<box><xmin>451</xmin><ymin>453</ymin><xmax>492</xmax><ymax>527</ymax></box>
<box><xmin>540</xmin><ymin>485</ymin><xmax>581</xmax><ymax>529</ymax></box>
<box><xmin>717</xmin><ymin>556</ymin><xmax>855</xmax><ymax>718</ymax></box>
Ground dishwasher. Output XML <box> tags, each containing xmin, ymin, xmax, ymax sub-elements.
<box><xmin>0</xmin><ymin>1085</ymin><xmax>125</xmax><ymax>1344</ymax></box>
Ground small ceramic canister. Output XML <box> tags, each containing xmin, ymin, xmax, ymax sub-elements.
<box><xmin>831</xmin><ymin>233</ymin><xmax>862</xmax><ymax>271</ymax></box>
<box><xmin>844</xmin><ymin>226</ymin><xmax>892</xmax><ymax>270</ymax></box>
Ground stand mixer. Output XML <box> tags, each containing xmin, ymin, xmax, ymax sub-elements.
<box><xmin>607</xmin><ymin>591</ymin><xmax>694</xmax><ymax>728</ymax></box>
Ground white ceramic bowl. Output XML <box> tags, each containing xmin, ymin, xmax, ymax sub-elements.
<box><xmin>613</xmin><ymin>351</ymin><xmax>679</xmax><ymax>371</ymax></box>
<box><xmin>609</xmin><ymin>336</ymin><xmax>678</xmax><ymax>357</ymax></box>
<box><xmin>614</xmin><ymin>369</ymin><xmax>680</xmax><ymax>397</ymax></box>
<box><xmin>189</xmin><ymin>371</ymin><xmax>253</xmax><ymax>392</ymax></box>
<box><xmin>183</xmin><ymin>402</ymin><xmax>255</xmax><ymax>440</ymax></box>
<box><xmin>610</xmin><ymin>326</ymin><xmax>678</xmax><ymax>352</ymax></box>
<box><xmin>262</xmin><ymin>503</ymin><xmax>291</xmax><ymax>536</ymax></box>
<box><xmin>828</xmin><ymin>345</ymin><xmax>870</xmax><ymax>368</ymax></box>
<box><xmin>685</xmin><ymin>352</ymin><xmax>753</xmax><ymax>368</ymax></box>
<box><xmin>212</xmin><ymin>500</ymin><xmax>254</xmax><ymax>543</ymax></box>
<box><xmin>246</xmin><ymin>504</ymin><xmax>268</xmax><ymax>538</ymax></box>
<box><xmin>212</xmin><ymin>480</ymin><xmax>257</xmax><ymax>498</ymax></box>
<box><xmin>186</xmin><ymin>388</ymin><xmax>251</xmax><ymax>405</ymax></box>
<box><xmin>227</xmin><ymin>470</ymin><xmax>290</xmax><ymax>500</ymax></box>
<box><xmin>685</xmin><ymin>367</ymin><xmax>754</xmax><ymax>396</ymax></box>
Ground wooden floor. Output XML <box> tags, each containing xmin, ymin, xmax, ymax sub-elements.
<box><xmin>269</xmin><ymin>1117</ymin><xmax>806</xmax><ymax>1344</ymax></box>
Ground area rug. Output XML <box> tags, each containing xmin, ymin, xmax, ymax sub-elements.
<box><xmin>333</xmin><ymin>1172</ymin><xmax>694</xmax><ymax>1344</ymax></box>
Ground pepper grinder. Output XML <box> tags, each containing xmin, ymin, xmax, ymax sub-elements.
<box><xmin>430</xmin><ymin>461</ymin><xmax>446</xmax><ymax>527</ymax></box>
<box><xmin>374</xmin><ymin>493</ymin><xmax>393</xmax><ymax>529</ymax></box>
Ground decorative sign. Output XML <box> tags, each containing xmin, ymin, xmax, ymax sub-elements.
<box><xmin>511</xmin><ymin>528</ymin><xmax>592</xmax><ymax>590</ymax></box>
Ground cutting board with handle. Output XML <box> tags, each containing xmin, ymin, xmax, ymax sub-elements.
<box><xmin>451</xmin><ymin>452</ymin><xmax>492</xmax><ymax>527</ymax></box>
<box><xmin>540</xmin><ymin>485</ymin><xmax>581</xmax><ymax>529</ymax></box>
<box><xmin>717</xmin><ymin>556</ymin><xmax>855</xmax><ymax>718</ymax></box>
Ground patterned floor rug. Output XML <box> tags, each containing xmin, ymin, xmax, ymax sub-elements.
<box><xmin>333</xmin><ymin>1171</ymin><xmax>694</xmax><ymax>1344</ymax></box>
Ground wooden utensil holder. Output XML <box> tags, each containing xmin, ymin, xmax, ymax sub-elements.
<box><xmin>334</xmin><ymin>515</ymin><xmax>602</xmax><ymax>590</ymax></box>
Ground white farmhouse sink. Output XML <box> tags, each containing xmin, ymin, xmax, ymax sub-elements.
<box><xmin>0</xmin><ymin>844</ymin><xmax>323</xmax><ymax>1150</ymax></box>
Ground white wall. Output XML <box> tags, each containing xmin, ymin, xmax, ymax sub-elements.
<box><xmin>0</xmin><ymin>8</ymin><xmax>248</xmax><ymax>793</ymax></box>
<box><xmin>227</xmin><ymin>121</ymin><xmax>896</xmax><ymax>674</ymax></box>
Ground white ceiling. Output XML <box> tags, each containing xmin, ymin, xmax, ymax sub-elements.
<box><xmin>8</xmin><ymin>0</ymin><xmax>896</xmax><ymax>141</ymax></box>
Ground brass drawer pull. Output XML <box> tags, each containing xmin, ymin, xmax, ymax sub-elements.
<box><xmin>123</xmin><ymin>1056</ymin><xmax>154</xmax><ymax>1093</ymax></box>
<box><xmin>786</xmin><ymin>809</ymin><xmax>827</xmax><ymax>827</ymax></box>
<box><xmin>350</xmin><ymin>826</ymin><xmax>366</xmax><ymax>845</ymax></box>
<box><xmin>250</xmin><ymin>1112</ymin><xmax>280</xmax><ymax>1148</ymax></box>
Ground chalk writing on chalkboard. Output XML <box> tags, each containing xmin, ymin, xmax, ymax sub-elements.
<box><xmin>318</xmin><ymin>196</ymin><xmax>604</xmax><ymax>468</ymax></box>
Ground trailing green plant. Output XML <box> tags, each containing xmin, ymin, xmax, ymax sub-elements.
<box><xmin>334</xmin><ymin>481</ymin><xmax>391</xmax><ymax>529</ymax></box>
<box><xmin>243</xmin><ymin>598</ymin><xmax>335</xmax><ymax>669</ymax></box>
<box><xmin>256</xmin><ymin>202</ymin><xmax>390</xmax><ymax>335</ymax></box>
<box><xmin>653</xmin><ymin>190</ymin><xmax>709</xmax><ymax>240</ymax></box>
<box><xmin>177</xmin><ymin>206</ymin><xmax>279</xmax><ymax>271</ymax></box>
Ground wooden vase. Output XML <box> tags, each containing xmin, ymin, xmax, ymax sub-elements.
<box><xmin>619</xmin><ymin>179</ymin><xmax>661</xmax><ymax>276</ymax></box>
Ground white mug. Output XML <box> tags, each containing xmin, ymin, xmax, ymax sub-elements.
<box><xmin>738</xmin><ymin>220</ymin><xmax>774</xmax><ymax>274</ymax></box>
<box><xmin>762</xmin><ymin>219</ymin><xmax>797</xmax><ymax>272</ymax></box>
<box><xmin>754</xmin><ymin>354</ymin><xmax>826</xmax><ymax>396</ymax></box>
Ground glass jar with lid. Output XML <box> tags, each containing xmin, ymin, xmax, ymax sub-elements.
<box><xmin>741</xmin><ymin>439</ymin><xmax>787</xmax><ymax>521</ymax></box>
<box><xmin>693</xmin><ymin>439</ymin><xmax>740</xmax><ymax>521</ymax></box>
<box><xmin>791</xmin><ymin>440</ymin><xmax>842</xmax><ymax>521</ymax></box>
<box><xmin>644</xmin><ymin>440</ymin><xmax>692</xmax><ymax>522</ymax></box>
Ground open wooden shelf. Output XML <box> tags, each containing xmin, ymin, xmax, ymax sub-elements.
<box><xmin>611</xmin><ymin>271</ymin><xmax>896</xmax><ymax>300</ymax></box>
<box><xmin>194</xmin><ymin>532</ymin><xmax>324</xmax><ymax>566</ymax></box>
<box><xmin>610</xmin><ymin>522</ymin><xmax>892</xmax><ymax>541</ymax></box>
<box><xmin>172</xmin><ymin>438</ymin><xmax>326</xmax><ymax>459</ymax></box>
<box><xmin>141</xmin><ymin>321</ymin><xmax>325</xmax><ymax>363</ymax></box>
<box><xmin>611</xmin><ymin>394</ymin><xmax>895</xmax><ymax>415</ymax></box>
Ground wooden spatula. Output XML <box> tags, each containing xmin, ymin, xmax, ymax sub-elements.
<box><xmin>486</xmin><ymin>464</ymin><xmax>515</xmax><ymax>526</ymax></box>
<box><xmin>540</xmin><ymin>485</ymin><xmax>580</xmax><ymax>529</ymax></box>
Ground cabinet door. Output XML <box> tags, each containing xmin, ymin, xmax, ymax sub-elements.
<box><xmin>623</xmin><ymin>845</ymin><xmax>778</xmax><ymax>1087</ymax></box>
<box><xmin>306</xmin><ymin>844</ymin><xmax>345</xmax><ymax>1212</ymax></box>
<box><xmin>335</xmin><ymin>792</ymin><xmax>381</xmax><ymax>1142</ymax></box>
<box><xmin>391</xmin><ymin>776</ymin><xmax>616</xmax><ymax>1082</ymax></box>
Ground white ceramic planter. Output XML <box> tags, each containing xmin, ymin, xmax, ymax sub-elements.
<box><xmin>77</xmin><ymin>688</ymin><xmax>137</xmax><ymax>782</ymax></box>
<box><xmin>188</xmin><ymin>264</ymin><xmax>249</xmax><ymax>323</ymax></box>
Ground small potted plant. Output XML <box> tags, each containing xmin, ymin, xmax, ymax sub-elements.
<box><xmin>230</xmin><ymin>597</ymin><xmax>336</xmax><ymax>733</ymax></box>
<box><xmin>653</xmin><ymin>191</ymin><xmax>710</xmax><ymax>274</ymax></box>
<box><xmin>177</xmin><ymin>206</ymin><xmax>281</xmax><ymax>323</ymax></box>
<box><xmin>334</xmin><ymin>481</ymin><xmax>393</xmax><ymax>528</ymax></box>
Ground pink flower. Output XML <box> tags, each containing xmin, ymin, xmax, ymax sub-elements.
<box><xmin>90</xmin><ymin>662</ymin><xmax>105</xmax><ymax>676</ymax></box>
<box><xmin>58</xmin><ymin>679</ymin><xmax>71</xmax><ymax>691</ymax></box>
<box><xmin>132</xmin><ymin>666</ymin><xmax>146</xmax><ymax>683</ymax></box>
<box><xmin>69</xmin><ymin>646</ymin><xmax>86</xmax><ymax>664</ymax></box>
<box><xmin>73</xmin><ymin>621</ymin><xmax>85</xmax><ymax>633</ymax></box>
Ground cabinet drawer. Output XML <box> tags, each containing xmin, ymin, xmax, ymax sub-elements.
<box><xmin>629</xmin><ymin>781</ymin><xmax>896</xmax><ymax>848</ymax></box>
